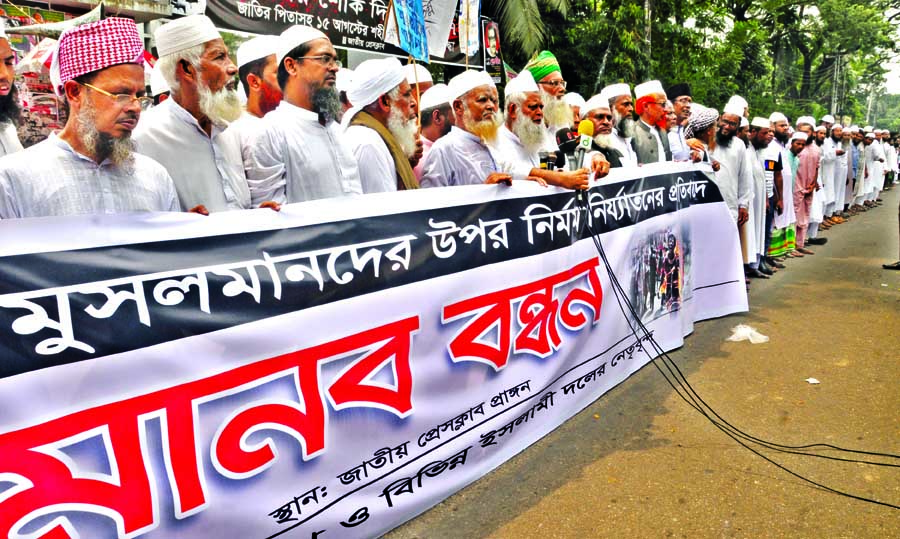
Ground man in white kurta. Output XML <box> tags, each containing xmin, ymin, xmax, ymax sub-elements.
<box><xmin>134</xmin><ymin>15</ymin><xmax>250</xmax><ymax>213</ymax></box>
<box><xmin>820</xmin><ymin>126</ymin><xmax>838</xmax><ymax>219</ymax></box>
<box><xmin>0</xmin><ymin>30</ymin><xmax>22</xmax><ymax>157</ymax></box>
<box><xmin>710</xmin><ymin>109</ymin><xmax>753</xmax><ymax>225</ymax></box>
<box><xmin>342</xmin><ymin>57</ymin><xmax>418</xmax><ymax>194</ymax></box>
<box><xmin>744</xmin><ymin>119</ymin><xmax>768</xmax><ymax>270</ymax></box>
<box><xmin>245</xmin><ymin>26</ymin><xmax>362</xmax><ymax>204</ymax></box>
<box><xmin>0</xmin><ymin>18</ymin><xmax>179</xmax><ymax>218</ymax></box>
<box><xmin>604</xmin><ymin>83</ymin><xmax>638</xmax><ymax>168</ymax></box>
<box><xmin>832</xmin><ymin>126</ymin><xmax>849</xmax><ymax>219</ymax></box>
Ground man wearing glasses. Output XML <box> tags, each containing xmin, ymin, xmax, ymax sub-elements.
<box><xmin>523</xmin><ymin>50</ymin><xmax>571</xmax><ymax>139</ymax></box>
<box><xmin>135</xmin><ymin>14</ymin><xmax>249</xmax><ymax>215</ymax></box>
<box><xmin>631</xmin><ymin>80</ymin><xmax>672</xmax><ymax>165</ymax></box>
<box><xmin>0</xmin><ymin>18</ymin><xmax>178</xmax><ymax>218</ymax></box>
<box><xmin>245</xmin><ymin>25</ymin><xmax>362</xmax><ymax>205</ymax></box>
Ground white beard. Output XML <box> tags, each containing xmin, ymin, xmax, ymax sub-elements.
<box><xmin>462</xmin><ymin>106</ymin><xmax>503</xmax><ymax>142</ymax></box>
<box><xmin>387</xmin><ymin>105</ymin><xmax>419</xmax><ymax>158</ymax></box>
<box><xmin>540</xmin><ymin>89</ymin><xmax>571</xmax><ymax>128</ymax></box>
<box><xmin>198</xmin><ymin>83</ymin><xmax>242</xmax><ymax>127</ymax></box>
<box><xmin>593</xmin><ymin>133</ymin><xmax>614</xmax><ymax>148</ymax></box>
<box><xmin>77</xmin><ymin>99</ymin><xmax>135</xmax><ymax>169</ymax></box>
<box><xmin>614</xmin><ymin>111</ymin><xmax>636</xmax><ymax>139</ymax></box>
<box><xmin>511</xmin><ymin>114</ymin><xmax>546</xmax><ymax>153</ymax></box>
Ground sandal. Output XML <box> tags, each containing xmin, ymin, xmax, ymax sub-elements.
<box><xmin>883</xmin><ymin>261</ymin><xmax>900</xmax><ymax>270</ymax></box>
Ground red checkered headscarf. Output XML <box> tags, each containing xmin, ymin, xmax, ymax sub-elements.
<box><xmin>56</xmin><ymin>17</ymin><xmax>145</xmax><ymax>92</ymax></box>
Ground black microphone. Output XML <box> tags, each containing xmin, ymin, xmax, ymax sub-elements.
<box><xmin>555</xmin><ymin>127</ymin><xmax>578</xmax><ymax>169</ymax></box>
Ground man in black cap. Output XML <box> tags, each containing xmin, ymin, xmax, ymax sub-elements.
<box><xmin>667</xmin><ymin>82</ymin><xmax>692</xmax><ymax>161</ymax></box>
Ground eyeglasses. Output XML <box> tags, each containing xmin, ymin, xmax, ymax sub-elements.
<box><xmin>296</xmin><ymin>54</ymin><xmax>343</xmax><ymax>68</ymax></box>
<box><xmin>538</xmin><ymin>80</ymin><xmax>567</xmax><ymax>89</ymax></box>
<box><xmin>651</xmin><ymin>101</ymin><xmax>667</xmax><ymax>107</ymax></box>
<box><xmin>81</xmin><ymin>82</ymin><xmax>153</xmax><ymax>111</ymax></box>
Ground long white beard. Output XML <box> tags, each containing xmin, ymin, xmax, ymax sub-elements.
<box><xmin>462</xmin><ymin>106</ymin><xmax>503</xmax><ymax>142</ymax></box>
<box><xmin>198</xmin><ymin>83</ymin><xmax>242</xmax><ymax>127</ymax></box>
<box><xmin>77</xmin><ymin>99</ymin><xmax>135</xmax><ymax>169</ymax></box>
<box><xmin>541</xmin><ymin>89</ymin><xmax>571</xmax><ymax>128</ymax></box>
<box><xmin>511</xmin><ymin>114</ymin><xmax>546</xmax><ymax>152</ymax></box>
<box><xmin>593</xmin><ymin>133</ymin><xmax>614</xmax><ymax>148</ymax></box>
<box><xmin>387</xmin><ymin>105</ymin><xmax>419</xmax><ymax>158</ymax></box>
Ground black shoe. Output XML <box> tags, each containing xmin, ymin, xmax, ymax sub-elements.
<box><xmin>807</xmin><ymin>237</ymin><xmax>828</xmax><ymax>245</ymax></box>
<box><xmin>758</xmin><ymin>264</ymin><xmax>774</xmax><ymax>276</ymax></box>
<box><xmin>766</xmin><ymin>257</ymin><xmax>786</xmax><ymax>269</ymax></box>
<box><xmin>746</xmin><ymin>268</ymin><xmax>770</xmax><ymax>279</ymax></box>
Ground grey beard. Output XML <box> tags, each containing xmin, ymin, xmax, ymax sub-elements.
<box><xmin>386</xmin><ymin>105</ymin><xmax>419</xmax><ymax>158</ymax></box>
<box><xmin>511</xmin><ymin>115</ymin><xmax>546</xmax><ymax>152</ymax></box>
<box><xmin>197</xmin><ymin>83</ymin><xmax>242</xmax><ymax>127</ymax></box>
<box><xmin>313</xmin><ymin>87</ymin><xmax>341</xmax><ymax>122</ymax></box>
<box><xmin>540</xmin><ymin>90</ymin><xmax>571</xmax><ymax>128</ymax></box>
<box><xmin>77</xmin><ymin>100</ymin><xmax>135</xmax><ymax>170</ymax></box>
<box><xmin>616</xmin><ymin>115</ymin><xmax>636</xmax><ymax>138</ymax></box>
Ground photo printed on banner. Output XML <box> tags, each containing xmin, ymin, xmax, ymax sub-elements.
<box><xmin>627</xmin><ymin>220</ymin><xmax>692</xmax><ymax>324</ymax></box>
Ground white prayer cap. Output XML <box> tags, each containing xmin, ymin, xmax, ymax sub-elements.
<box><xmin>796</xmin><ymin>116</ymin><xmax>816</xmax><ymax>128</ymax></box>
<box><xmin>848</xmin><ymin>125</ymin><xmax>859</xmax><ymax>133</ymax></box>
<box><xmin>602</xmin><ymin>83</ymin><xmax>631</xmax><ymax>100</ymax></box>
<box><xmin>347</xmin><ymin>57</ymin><xmax>405</xmax><ymax>110</ymax></box>
<box><xmin>0</xmin><ymin>20</ymin><xmax>7</xmax><ymax>40</ymax></box>
<box><xmin>723</xmin><ymin>102</ymin><xmax>744</xmax><ymax>117</ymax></box>
<box><xmin>419</xmin><ymin>83</ymin><xmax>451</xmax><ymax>111</ymax></box>
<box><xmin>150</xmin><ymin>63</ymin><xmax>170</xmax><ymax>97</ymax></box>
<box><xmin>815</xmin><ymin>125</ymin><xmax>827</xmax><ymax>132</ymax></box>
<box><xmin>726</xmin><ymin>95</ymin><xmax>747</xmax><ymax>110</ymax></box>
<box><xmin>403</xmin><ymin>63</ymin><xmax>432</xmax><ymax>85</ymax></box>
<box><xmin>504</xmin><ymin>70</ymin><xmax>538</xmax><ymax>97</ymax></box>
<box><xmin>740</xmin><ymin>116</ymin><xmax>749</xmax><ymax>128</ymax></box>
<box><xmin>236</xmin><ymin>35</ymin><xmax>280</xmax><ymax>68</ymax></box>
<box><xmin>820</xmin><ymin>114</ymin><xmax>835</xmax><ymax>124</ymax></box>
<box><xmin>750</xmin><ymin>117</ymin><xmax>770</xmax><ymax>128</ymax></box>
<box><xmin>634</xmin><ymin>80</ymin><xmax>665</xmax><ymax>99</ymax></box>
<box><xmin>277</xmin><ymin>25</ymin><xmax>328</xmax><ymax>65</ymax></box>
<box><xmin>564</xmin><ymin>92</ymin><xmax>585</xmax><ymax>109</ymax></box>
<box><xmin>769</xmin><ymin>112</ymin><xmax>787</xmax><ymax>123</ymax></box>
<box><xmin>791</xmin><ymin>132</ymin><xmax>808</xmax><ymax>142</ymax></box>
<box><xmin>581</xmin><ymin>93</ymin><xmax>612</xmax><ymax>118</ymax></box>
<box><xmin>154</xmin><ymin>15</ymin><xmax>221</xmax><ymax>58</ymax></box>
<box><xmin>448</xmin><ymin>69</ymin><xmax>494</xmax><ymax>100</ymax></box>
<box><xmin>336</xmin><ymin>67</ymin><xmax>354</xmax><ymax>94</ymax></box>
<box><xmin>865</xmin><ymin>132</ymin><xmax>875</xmax><ymax>138</ymax></box>
<box><xmin>863</xmin><ymin>125</ymin><xmax>873</xmax><ymax>131</ymax></box>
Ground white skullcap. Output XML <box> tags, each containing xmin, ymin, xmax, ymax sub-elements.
<box><xmin>769</xmin><ymin>112</ymin><xmax>787</xmax><ymax>123</ymax></box>
<box><xmin>564</xmin><ymin>92</ymin><xmax>585</xmax><ymax>109</ymax></box>
<box><xmin>848</xmin><ymin>125</ymin><xmax>859</xmax><ymax>133</ymax></box>
<box><xmin>237</xmin><ymin>35</ymin><xmax>280</xmax><ymax>68</ymax></box>
<box><xmin>796</xmin><ymin>116</ymin><xmax>816</xmax><ymax>128</ymax></box>
<box><xmin>336</xmin><ymin>68</ymin><xmax>354</xmax><ymax>93</ymax></box>
<box><xmin>863</xmin><ymin>125</ymin><xmax>873</xmax><ymax>131</ymax></box>
<box><xmin>447</xmin><ymin>70</ymin><xmax>494</xmax><ymax>100</ymax></box>
<box><xmin>150</xmin><ymin>63</ymin><xmax>170</xmax><ymax>96</ymax></box>
<box><xmin>750</xmin><ymin>117</ymin><xmax>770</xmax><ymax>128</ymax></box>
<box><xmin>726</xmin><ymin>95</ymin><xmax>747</xmax><ymax>110</ymax></box>
<box><xmin>347</xmin><ymin>56</ymin><xmax>405</xmax><ymax>110</ymax></box>
<box><xmin>602</xmin><ymin>83</ymin><xmax>631</xmax><ymax>99</ymax></box>
<box><xmin>154</xmin><ymin>15</ymin><xmax>221</xmax><ymax>58</ymax></box>
<box><xmin>791</xmin><ymin>132</ymin><xmax>808</xmax><ymax>142</ymax></box>
<box><xmin>420</xmin><ymin>83</ymin><xmax>451</xmax><ymax>111</ymax></box>
<box><xmin>403</xmin><ymin>63</ymin><xmax>432</xmax><ymax>85</ymax></box>
<box><xmin>0</xmin><ymin>20</ymin><xmax>7</xmax><ymax>40</ymax></box>
<box><xmin>820</xmin><ymin>114</ymin><xmax>835</xmax><ymax>123</ymax></box>
<box><xmin>634</xmin><ymin>80</ymin><xmax>665</xmax><ymax>99</ymax></box>
<box><xmin>277</xmin><ymin>25</ymin><xmax>328</xmax><ymax>65</ymax></box>
<box><xmin>581</xmin><ymin>93</ymin><xmax>612</xmax><ymax>118</ymax></box>
<box><xmin>865</xmin><ymin>132</ymin><xmax>875</xmax><ymax>138</ymax></box>
<box><xmin>740</xmin><ymin>116</ymin><xmax>749</xmax><ymax>128</ymax></box>
<box><xmin>815</xmin><ymin>125</ymin><xmax>826</xmax><ymax>132</ymax></box>
<box><xmin>504</xmin><ymin>70</ymin><xmax>538</xmax><ymax>97</ymax></box>
<box><xmin>723</xmin><ymin>102</ymin><xmax>745</xmax><ymax>117</ymax></box>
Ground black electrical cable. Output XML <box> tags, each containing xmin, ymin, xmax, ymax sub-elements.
<box><xmin>577</xmin><ymin>192</ymin><xmax>900</xmax><ymax>509</ymax></box>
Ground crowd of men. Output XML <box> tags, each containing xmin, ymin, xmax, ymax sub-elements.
<box><xmin>0</xmin><ymin>16</ymin><xmax>897</xmax><ymax>272</ymax></box>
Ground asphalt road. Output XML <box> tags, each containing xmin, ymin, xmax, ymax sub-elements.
<box><xmin>386</xmin><ymin>187</ymin><xmax>900</xmax><ymax>539</ymax></box>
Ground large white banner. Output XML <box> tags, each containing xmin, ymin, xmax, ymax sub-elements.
<box><xmin>0</xmin><ymin>164</ymin><xmax>746</xmax><ymax>539</ymax></box>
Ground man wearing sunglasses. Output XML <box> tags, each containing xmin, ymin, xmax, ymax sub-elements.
<box><xmin>0</xmin><ymin>18</ymin><xmax>178</xmax><ymax>218</ymax></box>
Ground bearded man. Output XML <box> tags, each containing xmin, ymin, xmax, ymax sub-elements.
<box><xmin>523</xmin><ymin>50</ymin><xmax>570</xmax><ymax>136</ymax></box>
<box><xmin>343</xmin><ymin>57</ymin><xmax>419</xmax><ymax>193</ymax></box>
<box><xmin>419</xmin><ymin>70</ymin><xmax>512</xmax><ymax>187</ymax></box>
<box><xmin>0</xmin><ymin>18</ymin><xmax>177</xmax><ymax>218</ymax></box>
<box><xmin>246</xmin><ymin>25</ymin><xmax>362</xmax><ymax>204</ymax></box>
<box><xmin>580</xmin><ymin>92</ymin><xmax>625</xmax><ymax>168</ymax></box>
<box><xmin>666</xmin><ymin>82</ymin><xmax>691</xmax><ymax>161</ymax></box>
<box><xmin>710</xmin><ymin>103</ymin><xmax>753</xmax><ymax>226</ymax></box>
<box><xmin>631</xmin><ymin>80</ymin><xmax>671</xmax><ymax>164</ymax></box>
<box><xmin>602</xmin><ymin>83</ymin><xmax>638</xmax><ymax>167</ymax></box>
<box><xmin>490</xmin><ymin>71</ymin><xmax>590</xmax><ymax>190</ymax></box>
<box><xmin>766</xmin><ymin>112</ymin><xmax>797</xmax><ymax>261</ymax></box>
<box><xmin>0</xmin><ymin>26</ymin><xmax>22</xmax><ymax>156</ymax></box>
<box><xmin>134</xmin><ymin>14</ymin><xmax>249</xmax><ymax>213</ymax></box>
